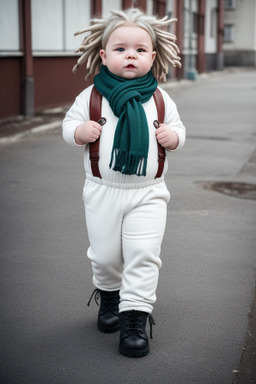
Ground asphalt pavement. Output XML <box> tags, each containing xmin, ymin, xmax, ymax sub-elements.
<box><xmin>0</xmin><ymin>68</ymin><xmax>256</xmax><ymax>384</ymax></box>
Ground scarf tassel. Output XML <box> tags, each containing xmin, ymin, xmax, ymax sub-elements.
<box><xmin>110</xmin><ymin>149</ymin><xmax>147</xmax><ymax>176</ymax></box>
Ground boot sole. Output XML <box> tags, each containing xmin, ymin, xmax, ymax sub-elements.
<box><xmin>119</xmin><ymin>345</ymin><xmax>149</xmax><ymax>358</ymax></box>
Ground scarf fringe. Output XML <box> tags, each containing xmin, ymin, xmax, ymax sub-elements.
<box><xmin>110</xmin><ymin>149</ymin><xmax>147</xmax><ymax>176</ymax></box>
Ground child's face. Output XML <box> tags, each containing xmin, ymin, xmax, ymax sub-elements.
<box><xmin>100</xmin><ymin>24</ymin><xmax>156</xmax><ymax>79</ymax></box>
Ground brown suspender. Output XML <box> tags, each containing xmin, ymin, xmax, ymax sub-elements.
<box><xmin>89</xmin><ymin>86</ymin><xmax>166</xmax><ymax>179</ymax></box>
<box><xmin>153</xmin><ymin>89</ymin><xmax>166</xmax><ymax>179</ymax></box>
<box><xmin>89</xmin><ymin>86</ymin><xmax>102</xmax><ymax>179</ymax></box>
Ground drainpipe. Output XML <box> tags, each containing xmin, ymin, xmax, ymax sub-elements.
<box><xmin>217</xmin><ymin>0</ymin><xmax>224</xmax><ymax>70</ymax></box>
<box><xmin>186</xmin><ymin>0</ymin><xmax>198</xmax><ymax>80</ymax></box>
<box><xmin>21</xmin><ymin>0</ymin><xmax>34</xmax><ymax>116</ymax></box>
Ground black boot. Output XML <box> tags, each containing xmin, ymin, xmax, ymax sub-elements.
<box><xmin>119</xmin><ymin>310</ymin><xmax>155</xmax><ymax>358</ymax></box>
<box><xmin>87</xmin><ymin>289</ymin><xmax>120</xmax><ymax>333</ymax></box>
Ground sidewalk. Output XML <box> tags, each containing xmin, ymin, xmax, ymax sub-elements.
<box><xmin>0</xmin><ymin>106</ymin><xmax>68</xmax><ymax>144</ymax></box>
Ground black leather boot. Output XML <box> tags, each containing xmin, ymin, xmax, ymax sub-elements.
<box><xmin>119</xmin><ymin>310</ymin><xmax>155</xmax><ymax>357</ymax></box>
<box><xmin>87</xmin><ymin>289</ymin><xmax>120</xmax><ymax>333</ymax></box>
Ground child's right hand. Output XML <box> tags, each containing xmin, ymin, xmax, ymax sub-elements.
<box><xmin>74</xmin><ymin>121</ymin><xmax>102</xmax><ymax>145</ymax></box>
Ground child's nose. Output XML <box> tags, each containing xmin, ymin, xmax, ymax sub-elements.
<box><xmin>127</xmin><ymin>49</ymin><xmax>137</xmax><ymax>59</ymax></box>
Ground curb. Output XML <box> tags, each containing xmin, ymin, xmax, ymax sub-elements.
<box><xmin>0</xmin><ymin>120</ymin><xmax>62</xmax><ymax>146</ymax></box>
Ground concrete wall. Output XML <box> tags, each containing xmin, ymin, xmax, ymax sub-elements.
<box><xmin>223</xmin><ymin>0</ymin><xmax>256</xmax><ymax>66</ymax></box>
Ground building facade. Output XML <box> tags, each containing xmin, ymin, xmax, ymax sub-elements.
<box><xmin>223</xmin><ymin>0</ymin><xmax>256</xmax><ymax>66</ymax></box>
<box><xmin>0</xmin><ymin>0</ymin><xmax>225</xmax><ymax>119</ymax></box>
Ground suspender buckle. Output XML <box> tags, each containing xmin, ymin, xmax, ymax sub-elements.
<box><xmin>98</xmin><ymin>117</ymin><xmax>106</xmax><ymax>126</ymax></box>
<box><xmin>153</xmin><ymin>120</ymin><xmax>160</xmax><ymax>128</ymax></box>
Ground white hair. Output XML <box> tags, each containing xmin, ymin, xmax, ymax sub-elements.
<box><xmin>73</xmin><ymin>8</ymin><xmax>181</xmax><ymax>81</ymax></box>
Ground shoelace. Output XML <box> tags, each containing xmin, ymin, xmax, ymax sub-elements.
<box><xmin>87</xmin><ymin>288</ymin><xmax>119</xmax><ymax>313</ymax></box>
<box><xmin>124</xmin><ymin>311</ymin><xmax>156</xmax><ymax>339</ymax></box>
<box><xmin>87</xmin><ymin>288</ymin><xmax>100</xmax><ymax>307</ymax></box>
<box><xmin>148</xmin><ymin>314</ymin><xmax>156</xmax><ymax>339</ymax></box>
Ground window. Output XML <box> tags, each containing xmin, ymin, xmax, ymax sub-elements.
<box><xmin>31</xmin><ymin>0</ymin><xmax>91</xmax><ymax>52</ymax></box>
<box><xmin>224</xmin><ymin>24</ymin><xmax>234</xmax><ymax>42</ymax></box>
<box><xmin>102</xmin><ymin>0</ymin><xmax>121</xmax><ymax>17</ymax></box>
<box><xmin>193</xmin><ymin>13</ymin><xmax>198</xmax><ymax>34</ymax></box>
<box><xmin>224</xmin><ymin>0</ymin><xmax>236</xmax><ymax>9</ymax></box>
<box><xmin>210</xmin><ymin>9</ymin><xmax>217</xmax><ymax>38</ymax></box>
<box><xmin>0</xmin><ymin>0</ymin><xmax>20</xmax><ymax>51</ymax></box>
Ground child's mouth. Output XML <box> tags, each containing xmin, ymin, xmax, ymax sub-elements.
<box><xmin>126</xmin><ymin>64</ymin><xmax>135</xmax><ymax>69</ymax></box>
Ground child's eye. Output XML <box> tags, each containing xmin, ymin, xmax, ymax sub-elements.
<box><xmin>116</xmin><ymin>47</ymin><xmax>125</xmax><ymax>52</ymax></box>
<box><xmin>137</xmin><ymin>48</ymin><xmax>145</xmax><ymax>53</ymax></box>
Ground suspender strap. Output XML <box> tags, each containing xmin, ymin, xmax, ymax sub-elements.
<box><xmin>89</xmin><ymin>86</ymin><xmax>166</xmax><ymax>179</ymax></box>
<box><xmin>89</xmin><ymin>86</ymin><xmax>102</xmax><ymax>179</ymax></box>
<box><xmin>153</xmin><ymin>88</ymin><xmax>166</xmax><ymax>179</ymax></box>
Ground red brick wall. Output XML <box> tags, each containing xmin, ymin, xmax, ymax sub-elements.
<box><xmin>0</xmin><ymin>58</ymin><xmax>22</xmax><ymax>118</ymax></box>
<box><xmin>33</xmin><ymin>57</ymin><xmax>91</xmax><ymax>112</ymax></box>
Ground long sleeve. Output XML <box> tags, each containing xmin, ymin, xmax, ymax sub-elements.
<box><xmin>159</xmin><ymin>87</ymin><xmax>186</xmax><ymax>151</ymax></box>
<box><xmin>62</xmin><ymin>85</ymin><xmax>93</xmax><ymax>147</ymax></box>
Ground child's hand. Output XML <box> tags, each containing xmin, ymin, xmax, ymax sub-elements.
<box><xmin>155</xmin><ymin>124</ymin><xmax>179</xmax><ymax>150</ymax></box>
<box><xmin>75</xmin><ymin>121</ymin><xmax>102</xmax><ymax>145</ymax></box>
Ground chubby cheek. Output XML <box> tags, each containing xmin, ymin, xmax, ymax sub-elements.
<box><xmin>141</xmin><ymin>60</ymin><xmax>154</xmax><ymax>74</ymax></box>
<box><xmin>108</xmin><ymin>58</ymin><xmax>122</xmax><ymax>73</ymax></box>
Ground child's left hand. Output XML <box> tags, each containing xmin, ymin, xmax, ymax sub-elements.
<box><xmin>155</xmin><ymin>124</ymin><xmax>179</xmax><ymax>150</ymax></box>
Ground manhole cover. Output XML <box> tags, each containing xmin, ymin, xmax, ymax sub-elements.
<box><xmin>196</xmin><ymin>182</ymin><xmax>256</xmax><ymax>201</ymax></box>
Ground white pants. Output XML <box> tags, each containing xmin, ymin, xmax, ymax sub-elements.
<box><xmin>82</xmin><ymin>180</ymin><xmax>170</xmax><ymax>313</ymax></box>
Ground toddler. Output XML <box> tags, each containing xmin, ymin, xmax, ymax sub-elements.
<box><xmin>63</xmin><ymin>7</ymin><xmax>186</xmax><ymax>358</ymax></box>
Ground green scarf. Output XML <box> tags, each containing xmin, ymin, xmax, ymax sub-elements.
<box><xmin>94</xmin><ymin>65</ymin><xmax>157</xmax><ymax>176</ymax></box>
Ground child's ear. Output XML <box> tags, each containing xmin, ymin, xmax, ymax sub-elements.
<box><xmin>152</xmin><ymin>51</ymin><xmax>156</xmax><ymax>62</ymax></box>
<box><xmin>100</xmin><ymin>49</ymin><xmax>107</xmax><ymax>64</ymax></box>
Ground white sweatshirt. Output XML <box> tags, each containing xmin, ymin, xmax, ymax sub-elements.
<box><xmin>63</xmin><ymin>85</ymin><xmax>186</xmax><ymax>188</ymax></box>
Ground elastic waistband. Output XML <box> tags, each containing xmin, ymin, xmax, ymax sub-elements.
<box><xmin>86</xmin><ymin>173</ymin><xmax>164</xmax><ymax>190</ymax></box>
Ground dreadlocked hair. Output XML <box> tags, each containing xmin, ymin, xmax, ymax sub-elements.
<box><xmin>72</xmin><ymin>8</ymin><xmax>181</xmax><ymax>82</ymax></box>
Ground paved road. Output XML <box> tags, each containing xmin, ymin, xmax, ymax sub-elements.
<box><xmin>1</xmin><ymin>69</ymin><xmax>256</xmax><ymax>384</ymax></box>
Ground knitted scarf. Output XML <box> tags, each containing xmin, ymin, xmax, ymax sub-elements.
<box><xmin>94</xmin><ymin>65</ymin><xmax>157</xmax><ymax>176</ymax></box>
